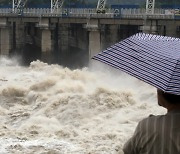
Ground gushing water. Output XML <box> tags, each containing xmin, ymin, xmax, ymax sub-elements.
<box><xmin>0</xmin><ymin>57</ymin><xmax>165</xmax><ymax>154</ymax></box>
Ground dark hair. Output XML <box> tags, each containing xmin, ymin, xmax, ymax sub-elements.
<box><xmin>157</xmin><ymin>89</ymin><xmax>180</xmax><ymax>104</ymax></box>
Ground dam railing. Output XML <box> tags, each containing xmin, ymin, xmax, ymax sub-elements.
<box><xmin>0</xmin><ymin>8</ymin><xmax>176</xmax><ymax>19</ymax></box>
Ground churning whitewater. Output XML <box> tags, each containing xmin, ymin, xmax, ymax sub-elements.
<box><xmin>0</xmin><ymin>57</ymin><xmax>165</xmax><ymax>154</ymax></box>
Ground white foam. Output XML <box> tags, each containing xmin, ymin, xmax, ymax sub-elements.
<box><xmin>0</xmin><ymin>57</ymin><xmax>166</xmax><ymax>153</ymax></box>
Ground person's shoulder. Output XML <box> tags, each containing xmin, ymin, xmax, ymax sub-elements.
<box><xmin>139</xmin><ymin>114</ymin><xmax>164</xmax><ymax>124</ymax></box>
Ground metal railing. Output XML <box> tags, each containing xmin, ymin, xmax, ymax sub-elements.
<box><xmin>120</xmin><ymin>8</ymin><xmax>174</xmax><ymax>19</ymax></box>
<box><xmin>0</xmin><ymin>8</ymin><xmax>176</xmax><ymax>19</ymax></box>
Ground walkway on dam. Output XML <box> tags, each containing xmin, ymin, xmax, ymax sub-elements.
<box><xmin>0</xmin><ymin>8</ymin><xmax>177</xmax><ymax>20</ymax></box>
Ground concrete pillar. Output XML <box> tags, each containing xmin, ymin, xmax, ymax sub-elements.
<box><xmin>38</xmin><ymin>18</ymin><xmax>49</xmax><ymax>29</ymax></box>
<box><xmin>37</xmin><ymin>18</ymin><xmax>53</xmax><ymax>63</ymax></box>
<box><xmin>16</xmin><ymin>21</ymin><xmax>25</xmax><ymax>50</ymax></box>
<box><xmin>59</xmin><ymin>24</ymin><xmax>69</xmax><ymax>51</ymax></box>
<box><xmin>0</xmin><ymin>18</ymin><xmax>11</xmax><ymax>56</ymax></box>
<box><xmin>76</xmin><ymin>25</ymin><xmax>88</xmax><ymax>51</ymax></box>
<box><xmin>41</xmin><ymin>29</ymin><xmax>51</xmax><ymax>52</ymax></box>
<box><xmin>165</xmin><ymin>21</ymin><xmax>177</xmax><ymax>37</ymax></box>
<box><xmin>101</xmin><ymin>25</ymin><xmax>118</xmax><ymax>51</ymax></box>
<box><xmin>158</xmin><ymin>25</ymin><xmax>166</xmax><ymax>36</ymax></box>
<box><xmin>0</xmin><ymin>28</ymin><xmax>10</xmax><ymax>55</ymax></box>
<box><xmin>151</xmin><ymin>20</ymin><xmax>158</xmax><ymax>34</ymax></box>
<box><xmin>86</xmin><ymin>19</ymin><xmax>101</xmax><ymax>59</ymax></box>
<box><xmin>41</xmin><ymin>29</ymin><xmax>52</xmax><ymax>63</ymax></box>
<box><xmin>89</xmin><ymin>30</ymin><xmax>101</xmax><ymax>59</ymax></box>
<box><xmin>110</xmin><ymin>25</ymin><xmax>118</xmax><ymax>44</ymax></box>
<box><xmin>142</xmin><ymin>20</ymin><xmax>157</xmax><ymax>34</ymax></box>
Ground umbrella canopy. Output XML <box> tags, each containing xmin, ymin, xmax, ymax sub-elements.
<box><xmin>92</xmin><ymin>33</ymin><xmax>180</xmax><ymax>95</ymax></box>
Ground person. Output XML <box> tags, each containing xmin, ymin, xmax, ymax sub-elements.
<box><xmin>123</xmin><ymin>89</ymin><xmax>180</xmax><ymax>154</ymax></box>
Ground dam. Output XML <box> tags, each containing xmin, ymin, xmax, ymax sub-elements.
<box><xmin>0</xmin><ymin>7</ymin><xmax>179</xmax><ymax>68</ymax></box>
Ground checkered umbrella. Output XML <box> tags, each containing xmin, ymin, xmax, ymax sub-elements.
<box><xmin>92</xmin><ymin>33</ymin><xmax>180</xmax><ymax>95</ymax></box>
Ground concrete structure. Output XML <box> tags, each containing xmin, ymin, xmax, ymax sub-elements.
<box><xmin>0</xmin><ymin>8</ymin><xmax>179</xmax><ymax>67</ymax></box>
<box><xmin>86</xmin><ymin>19</ymin><xmax>101</xmax><ymax>59</ymax></box>
<box><xmin>0</xmin><ymin>18</ymin><xmax>11</xmax><ymax>55</ymax></box>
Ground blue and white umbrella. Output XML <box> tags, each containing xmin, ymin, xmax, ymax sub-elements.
<box><xmin>92</xmin><ymin>33</ymin><xmax>180</xmax><ymax>95</ymax></box>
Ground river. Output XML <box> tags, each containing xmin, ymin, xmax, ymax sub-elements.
<box><xmin>0</xmin><ymin>56</ymin><xmax>165</xmax><ymax>154</ymax></box>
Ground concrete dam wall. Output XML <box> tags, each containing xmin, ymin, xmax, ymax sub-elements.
<box><xmin>0</xmin><ymin>17</ymin><xmax>180</xmax><ymax>68</ymax></box>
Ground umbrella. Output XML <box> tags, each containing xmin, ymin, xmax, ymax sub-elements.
<box><xmin>92</xmin><ymin>33</ymin><xmax>180</xmax><ymax>95</ymax></box>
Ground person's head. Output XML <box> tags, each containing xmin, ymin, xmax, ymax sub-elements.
<box><xmin>157</xmin><ymin>89</ymin><xmax>180</xmax><ymax>111</ymax></box>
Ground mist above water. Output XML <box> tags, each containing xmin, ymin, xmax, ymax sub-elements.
<box><xmin>0</xmin><ymin>57</ymin><xmax>165</xmax><ymax>154</ymax></box>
